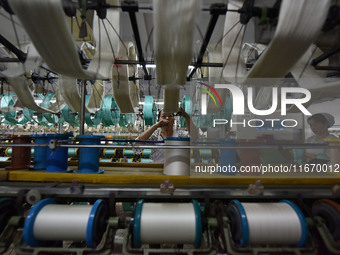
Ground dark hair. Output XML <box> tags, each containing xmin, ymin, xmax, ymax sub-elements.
<box><xmin>157</xmin><ymin>110</ymin><xmax>174</xmax><ymax>121</ymax></box>
<box><xmin>157</xmin><ymin>109</ymin><xmax>162</xmax><ymax>121</ymax></box>
<box><xmin>307</xmin><ymin>114</ymin><xmax>329</xmax><ymax>127</ymax></box>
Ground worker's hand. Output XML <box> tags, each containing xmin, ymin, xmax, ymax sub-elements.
<box><xmin>177</xmin><ymin>107</ymin><xmax>189</xmax><ymax>119</ymax></box>
<box><xmin>156</xmin><ymin>119</ymin><xmax>169</xmax><ymax>128</ymax></box>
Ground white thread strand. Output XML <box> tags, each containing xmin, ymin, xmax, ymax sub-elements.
<box><xmin>244</xmin><ymin>0</ymin><xmax>330</xmax><ymax>84</ymax></box>
<box><xmin>153</xmin><ymin>0</ymin><xmax>198</xmax><ymax>85</ymax></box>
<box><xmin>242</xmin><ymin>203</ymin><xmax>302</xmax><ymax>245</ymax></box>
<box><xmin>163</xmin><ymin>85</ymin><xmax>180</xmax><ymax>113</ymax></box>
<box><xmin>140</xmin><ymin>203</ymin><xmax>196</xmax><ymax>244</ymax></box>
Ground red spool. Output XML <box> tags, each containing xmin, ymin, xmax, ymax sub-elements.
<box><xmin>6</xmin><ymin>135</ymin><xmax>31</xmax><ymax>170</ymax></box>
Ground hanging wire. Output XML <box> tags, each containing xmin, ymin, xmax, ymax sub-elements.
<box><xmin>235</xmin><ymin>24</ymin><xmax>247</xmax><ymax>81</ymax></box>
<box><xmin>297</xmin><ymin>45</ymin><xmax>318</xmax><ymax>82</ymax></box>
<box><xmin>10</xmin><ymin>14</ymin><xmax>26</xmax><ymax>74</ymax></box>
<box><xmin>245</xmin><ymin>43</ymin><xmax>259</xmax><ymax>65</ymax></box>
<box><xmin>195</xmin><ymin>23</ymin><xmax>204</xmax><ymax>41</ymax></box>
<box><xmin>105</xmin><ymin>18</ymin><xmax>128</xmax><ymax>57</ymax></box>
<box><xmin>220</xmin><ymin>24</ymin><xmax>245</xmax><ymax>78</ymax></box>
<box><xmin>93</xmin><ymin>16</ymin><xmax>102</xmax><ymax>81</ymax></box>
<box><xmin>193</xmin><ymin>23</ymin><xmax>205</xmax><ymax>63</ymax></box>
<box><xmin>144</xmin><ymin>26</ymin><xmax>154</xmax><ymax>53</ymax></box>
<box><xmin>0</xmin><ymin>11</ymin><xmax>24</xmax><ymax>55</ymax></box>
<box><xmin>104</xmin><ymin>17</ymin><xmax>129</xmax><ymax>88</ymax></box>
<box><xmin>101</xmin><ymin>18</ymin><xmax>118</xmax><ymax>93</ymax></box>
<box><xmin>214</xmin><ymin>21</ymin><xmax>240</xmax><ymax>50</ymax></box>
<box><xmin>49</xmin><ymin>76</ymin><xmax>63</xmax><ymax>114</ymax></box>
<box><xmin>105</xmin><ymin>82</ymin><xmax>113</xmax><ymax>95</ymax></box>
<box><xmin>91</xmin><ymin>80</ymin><xmax>105</xmax><ymax>110</ymax></box>
<box><xmin>283</xmin><ymin>45</ymin><xmax>319</xmax><ymax>113</ymax></box>
<box><xmin>100</xmin><ymin>88</ymin><xmax>110</xmax><ymax>125</ymax></box>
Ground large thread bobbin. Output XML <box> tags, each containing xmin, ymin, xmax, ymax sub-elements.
<box><xmin>23</xmin><ymin>198</ymin><xmax>108</xmax><ymax>248</ymax></box>
<box><xmin>163</xmin><ymin>137</ymin><xmax>190</xmax><ymax>175</ymax></box>
<box><xmin>103</xmin><ymin>148</ymin><xmax>116</xmax><ymax>157</ymax></box>
<box><xmin>312</xmin><ymin>199</ymin><xmax>340</xmax><ymax>240</ymax></box>
<box><xmin>227</xmin><ymin>200</ymin><xmax>308</xmax><ymax>247</ymax></box>
<box><xmin>143</xmin><ymin>95</ymin><xmax>157</xmax><ymax>126</ymax></box>
<box><xmin>133</xmin><ymin>200</ymin><xmax>202</xmax><ymax>248</ymax></box>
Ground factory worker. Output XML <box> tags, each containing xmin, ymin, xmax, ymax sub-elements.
<box><xmin>305</xmin><ymin>113</ymin><xmax>337</xmax><ymax>163</ymax></box>
<box><xmin>135</xmin><ymin>107</ymin><xmax>198</xmax><ymax>163</ymax></box>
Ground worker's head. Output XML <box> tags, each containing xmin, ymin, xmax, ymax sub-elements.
<box><xmin>158</xmin><ymin>110</ymin><xmax>175</xmax><ymax>127</ymax></box>
<box><xmin>307</xmin><ymin>113</ymin><xmax>334</xmax><ymax>135</ymax></box>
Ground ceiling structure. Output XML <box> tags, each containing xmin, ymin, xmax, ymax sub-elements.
<box><xmin>0</xmin><ymin>0</ymin><xmax>339</xmax><ymax>108</ymax></box>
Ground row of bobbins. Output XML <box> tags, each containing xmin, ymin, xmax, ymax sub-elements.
<box><xmin>1</xmin><ymin>199</ymin><xmax>340</xmax><ymax>250</ymax></box>
<box><xmin>7</xmin><ymin>134</ymin><xmax>104</xmax><ymax>173</ymax></box>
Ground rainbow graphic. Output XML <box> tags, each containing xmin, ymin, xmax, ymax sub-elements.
<box><xmin>197</xmin><ymin>82</ymin><xmax>223</xmax><ymax>107</ymax></box>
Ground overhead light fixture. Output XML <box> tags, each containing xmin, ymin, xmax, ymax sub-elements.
<box><xmin>139</xmin><ymin>101</ymin><xmax>164</xmax><ymax>105</ymax></box>
<box><xmin>137</xmin><ymin>64</ymin><xmax>156</xmax><ymax>69</ymax></box>
<box><xmin>136</xmin><ymin>64</ymin><xmax>195</xmax><ymax>69</ymax></box>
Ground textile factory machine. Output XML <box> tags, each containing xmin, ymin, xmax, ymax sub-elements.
<box><xmin>0</xmin><ymin>0</ymin><xmax>340</xmax><ymax>254</ymax></box>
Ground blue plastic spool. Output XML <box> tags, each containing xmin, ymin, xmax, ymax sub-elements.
<box><xmin>133</xmin><ymin>199</ymin><xmax>202</xmax><ymax>248</ymax></box>
<box><xmin>219</xmin><ymin>138</ymin><xmax>237</xmax><ymax>175</ymax></box>
<box><xmin>30</xmin><ymin>134</ymin><xmax>49</xmax><ymax>170</ymax></box>
<box><xmin>165</xmin><ymin>137</ymin><xmax>190</xmax><ymax>142</ymax></box>
<box><xmin>280</xmin><ymin>200</ymin><xmax>309</xmax><ymax>247</ymax></box>
<box><xmin>77</xmin><ymin>135</ymin><xmax>105</xmax><ymax>174</ymax></box>
<box><xmin>227</xmin><ymin>200</ymin><xmax>249</xmax><ymax>247</ymax></box>
<box><xmin>45</xmin><ymin>134</ymin><xmax>71</xmax><ymax>172</ymax></box>
<box><xmin>227</xmin><ymin>200</ymin><xmax>308</xmax><ymax>247</ymax></box>
<box><xmin>23</xmin><ymin>198</ymin><xmax>107</xmax><ymax>248</ymax></box>
<box><xmin>23</xmin><ymin>198</ymin><xmax>56</xmax><ymax>247</ymax></box>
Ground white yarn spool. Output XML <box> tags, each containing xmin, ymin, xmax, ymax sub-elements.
<box><xmin>23</xmin><ymin>198</ymin><xmax>107</xmax><ymax>248</ymax></box>
<box><xmin>164</xmin><ymin>137</ymin><xmax>190</xmax><ymax>175</ymax></box>
<box><xmin>227</xmin><ymin>200</ymin><xmax>308</xmax><ymax>247</ymax></box>
<box><xmin>243</xmin><ymin>203</ymin><xmax>301</xmax><ymax>244</ymax></box>
<box><xmin>33</xmin><ymin>205</ymin><xmax>91</xmax><ymax>241</ymax></box>
<box><xmin>133</xmin><ymin>200</ymin><xmax>202</xmax><ymax>248</ymax></box>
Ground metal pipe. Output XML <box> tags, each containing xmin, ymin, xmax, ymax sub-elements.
<box><xmin>0</xmin><ymin>57</ymin><xmax>21</xmax><ymax>63</ymax></box>
<box><xmin>312</xmin><ymin>44</ymin><xmax>340</xmax><ymax>66</ymax></box>
<box><xmin>187</xmin><ymin>3</ymin><xmax>227</xmax><ymax>80</ymax></box>
<box><xmin>0</xmin><ymin>34</ymin><xmax>27</xmax><ymax>62</ymax></box>
<box><xmin>0</xmin><ymin>186</ymin><xmax>335</xmax><ymax>199</ymax></box>
<box><xmin>122</xmin><ymin>0</ymin><xmax>150</xmax><ymax>80</ymax></box>
<box><xmin>313</xmin><ymin>66</ymin><xmax>340</xmax><ymax>71</ymax></box>
<box><xmin>79</xmin><ymin>80</ymin><xmax>86</xmax><ymax>135</ymax></box>
<box><xmin>2</xmin><ymin>143</ymin><xmax>340</xmax><ymax>150</ymax></box>
<box><xmin>113</xmin><ymin>59</ymin><xmax>223</xmax><ymax>67</ymax></box>
<box><xmin>59</xmin><ymin>144</ymin><xmax>340</xmax><ymax>149</ymax></box>
<box><xmin>58</xmin><ymin>123</ymin><xmax>63</xmax><ymax>133</ymax></box>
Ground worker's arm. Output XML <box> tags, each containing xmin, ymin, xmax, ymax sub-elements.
<box><xmin>177</xmin><ymin>107</ymin><xmax>199</xmax><ymax>141</ymax></box>
<box><xmin>137</xmin><ymin>119</ymin><xmax>168</xmax><ymax>141</ymax></box>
